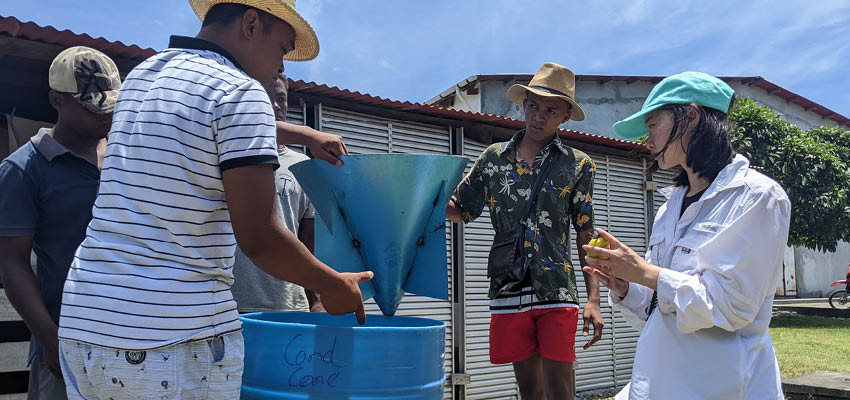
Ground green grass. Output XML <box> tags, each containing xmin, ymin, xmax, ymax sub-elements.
<box><xmin>770</xmin><ymin>314</ymin><xmax>850</xmax><ymax>378</ymax></box>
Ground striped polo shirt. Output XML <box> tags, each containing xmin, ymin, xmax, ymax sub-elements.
<box><xmin>58</xmin><ymin>36</ymin><xmax>279</xmax><ymax>350</ymax></box>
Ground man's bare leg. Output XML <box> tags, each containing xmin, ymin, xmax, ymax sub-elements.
<box><xmin>513</xmin><ymin>353</ymin><xmax>546</xmax><ymax>400</ymax></box>
<box><xmin>542</xmin><ymin>357</ymin><xmax>575</xmax><ymax>400</ymax></box>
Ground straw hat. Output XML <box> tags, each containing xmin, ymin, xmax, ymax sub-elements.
<box><xmin>507</xmin><ymin>62</ymin><xmax>586</xmax><ymax>121</ymax></box>
<box><xmin>189</xmin><ymin>0</ymin><xmax>319</xmax><ymax>61</ymax></box>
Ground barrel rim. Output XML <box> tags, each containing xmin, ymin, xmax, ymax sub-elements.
<box><xmin>240</xmin><ymin>311</ymin><xmax>446</xmax><ymax>332</ymax></box>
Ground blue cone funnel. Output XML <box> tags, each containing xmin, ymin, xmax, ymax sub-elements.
<box><xmin>290</xmin><ymin>154</ymin><xmax>468</xmax><ymax>316</ymax></box>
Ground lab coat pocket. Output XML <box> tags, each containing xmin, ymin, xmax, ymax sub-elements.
<box><xmin>670</xmin><ymin>243</ymin><xmax>699</xmax><ymax>273</ymax></box>
<box><xmin>670</xmin><ymin>225</ymin><xmax>725</xmax><ymax>274</ymax></box>
<box><xmin>647</xmin><ymin>231</ymin><xmax>664</xmax><ymax>265</ymax></box>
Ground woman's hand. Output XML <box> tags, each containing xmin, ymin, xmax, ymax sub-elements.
<box><xmin>582</xmin><ymin>228</ymin><xmax>661</xmax><ymax>291</ymax></box>
<box><xmin>582</xmin><ymin>264</ymin><xmax>629</xmax><ymax>299</ymax></box>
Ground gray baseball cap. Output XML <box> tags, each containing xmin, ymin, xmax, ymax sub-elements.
<box><xmin>49</xmin><ymin>46</ymin><xmax>122</xmax><ymax>114</ymax></box>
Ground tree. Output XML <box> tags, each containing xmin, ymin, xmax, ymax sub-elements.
<box><xmin>729</xmin><ymin>98</ymin><xmax>850</xmax><ymax>252</ymax></box>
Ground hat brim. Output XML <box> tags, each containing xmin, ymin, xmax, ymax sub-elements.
<box><xmin>612</xmin><ymin>103</ymin><xmax>665</xmax><ymax>140</ymax></box>
<box><xmin>190</xmin><ymin>0</ymin><xmax>320</xmax><ymax>62</ymax></box>
<box><xmin>507</xmin><ymin>84</ymin><xmax>585</xmax><ymax>121</ymax></box>
<box><xmin>73</xmin><ymin>90</ymin><xmax>119</xmax><ymax>115</ymax></box>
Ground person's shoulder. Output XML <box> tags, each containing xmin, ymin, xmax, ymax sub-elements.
<box><xmin>570</xmin><ymin>148</ymin><xmax>592</xmax><ymax>163</ymax></box>
<box><xmin>155</xmin><ymin>48</ymin><xmax>254</xmax><ymax>88</ymax></box>
<box><xmin>278</xmin><ymin>149</ymin><xmax>311</xmax><ymax>164</ymax></box>
<box><xmin>481</xmin><ymin>142</ymin><xmax>506</xmax><ymax>158</ymax></box>
<box><xmin>743</xmin><ymin>168</ymin><xmax>789</xmax><ymax>203</ymax></box>
<box><xmin>1</xmin><ymin>141</ymin><xmax>41</xmax><ymax>173</ymax></box>
<box><xmin>565</xmin><ymin>147</ymin><xmax>595</xmax><ymax>172</ymax></box>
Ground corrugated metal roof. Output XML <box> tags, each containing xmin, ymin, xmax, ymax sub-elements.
<box><xmin>468</xmin><ymin>74</ymin><xmax>849</xmax><ymax>128</ymax></box>
<box><xmin>0</xmin><ymin>14</ymin><xmax>646</xmax><ymax>153</ymax></box>
<box><xmin>288</xmin><ymin>80</ymin><xmax>646</xmax><ymax>153</ymax></box>
<box><xmin>0</xmin><ymin>15</ymin><xmax>156</xmax><ymax>61</ymax></box>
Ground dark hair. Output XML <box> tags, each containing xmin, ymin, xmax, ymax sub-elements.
<box><xmin>652</xmin><ymin>96</ymin><xmax>737</xmax><ymax>187</ymax></box>
<box><xmin>202</xmin><ymin>4</ymin><xmax>276</xmax><ymax>34</ymax></box>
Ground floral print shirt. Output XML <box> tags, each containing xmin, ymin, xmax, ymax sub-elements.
<box><xmin>453</xmin><ymin>131</ymin><xmax>596</xmax><ymax>303</ymax></box>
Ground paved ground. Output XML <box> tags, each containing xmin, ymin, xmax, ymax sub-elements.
<box><xmin>784</xmin><ymin>371</ymin><xmax>850</xmax><ymax>399</ymax></box>
<box><xmin>774</xmin><ymin>297</ymin><xmax>835</xmax><ymax>309</ymax></box>
<box><xmin>0</xmin><ymin>291</ymin><xmax>19</xmax><ymax>322</ymax></box>
<box><xmin>773</xmin><ymin>296</ymin><xmax>850</xmax><ymax>318</ymax></box>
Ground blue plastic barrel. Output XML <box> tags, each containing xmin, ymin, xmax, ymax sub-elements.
<box><xmin>240</xmin><ymin>312</ymin><xmax>446</xmax><ymax>399</ymax></box>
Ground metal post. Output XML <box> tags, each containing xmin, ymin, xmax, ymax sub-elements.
<box><xmin>387</xmin><ymin>122</ymin><xmax>394</xmax><ymax>153</ymax></box>
<box><xmin>450</xmin><ymin>126</ymin><xmax>468</xmax><ymax>400</ymax></box>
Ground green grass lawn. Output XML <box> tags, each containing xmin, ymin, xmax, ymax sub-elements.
<box><xmin>582</xmin><ymin>315</ymin><xmax>848</xmax><ymax>400</ymax></box>
<box><xmin>770</xmin><ymin>314</ymin><xmax>850</xmax><ymax>378</ymax></box>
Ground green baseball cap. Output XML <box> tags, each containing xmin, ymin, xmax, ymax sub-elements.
<box><xmin>612</xmin><ymin>71</ymin><xmax>735</xmax><ymax>139</ymax></box>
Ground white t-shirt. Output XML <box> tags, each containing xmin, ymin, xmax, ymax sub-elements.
<box><xmin>59</xmin><ymin>36</ymin><xmax>279</xmax><ymax>350</ymax></box>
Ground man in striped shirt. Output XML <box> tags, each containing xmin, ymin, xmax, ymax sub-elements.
<box><xmin>58</xmin><ymin>2</ymin><xmax>371</xmax><ymax>398</ymax></box>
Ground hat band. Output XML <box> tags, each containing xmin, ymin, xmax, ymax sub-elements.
<box><xmin>529</xmin><ymin>85</ymin><xmax>573</xmax><ymax>100</ymax></box>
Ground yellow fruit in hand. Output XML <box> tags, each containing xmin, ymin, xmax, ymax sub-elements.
<box><xmin>587</xmin><ymin>237</ymin><xmax>609</xmax><ymax>260</ymax></box>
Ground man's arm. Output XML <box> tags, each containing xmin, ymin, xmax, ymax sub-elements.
<box><xmin>297</xmin><ymin>218</ymin><xmax>324</xmax><ymax>312</ymax></box>
<box><xmin>577</xmin><ymin>229</ymin><xmax>599</xmax><ymax>297</ymax></box>
<box><xmin>577</xmin><ymin>228</ymin><xmax>603</xmax><ymax>349</ymax></box>
<box><xmin>222</xmin><ymin>164</ymin><xmax>370</xmax><ymax>323</ymax></box>
<box><xmin>276</xmin><ymin>122</ymin><xmax>347</xmax><ymax>167</ymax></box>
<box><xmin>446</xmin><ymin>200</ymin><xmax>464</xmax><ymax>223</ymax></box>
<box><xmin>0</xmin><ymin>236</ymin><xmax>62</xmax><ymax>378</ymax></box>
<box><xmin>572</xmin><ymin>157</ymin><xmax>603</xmax><ymax>349</ymax></box>
<box><xmin>446</xmin><ymin>150</ymin><xmax>492</xmax><ymax>224</ymax></box>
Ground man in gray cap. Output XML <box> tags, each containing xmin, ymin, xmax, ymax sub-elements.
<box><xmin>0</xmin><ymin>45</ymin><xmax>120</xmax><ymax>400</ymax></box>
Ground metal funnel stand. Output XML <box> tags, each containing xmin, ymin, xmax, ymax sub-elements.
<box><xmin>290</xmin><ymin>154</ymin><xmax>468</xmax><ymax>316</ymax></box>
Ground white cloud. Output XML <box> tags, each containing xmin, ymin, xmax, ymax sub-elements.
<box><xmin>297</xmin><ymin>0</ymin><xmax>323</xmax><ymax>22</ymax></box>
<box><xmin>378</xmin><ymin>58</ymin><xmax>394</xmax><ymax>70</ymax></box>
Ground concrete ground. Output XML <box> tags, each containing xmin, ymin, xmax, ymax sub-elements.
<box><xmin>775</xmin><ymin>297</ymin><xmax>835</xmax><ymax>309</ymax></box>
<box><xmin>773</xmin><ymin>296</ymin><xmax>850</xmax><ymax>318</ymax></box>
<box><xmin>784</xmin><ymin>371</ymin><xmax>850</xmax><ymax>399</ymax></box>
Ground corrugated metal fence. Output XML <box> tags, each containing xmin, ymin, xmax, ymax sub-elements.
<box><xmin>311</xmin><ymin>105</ymin><xmax>663</xmax><ymax>399</ymax></box>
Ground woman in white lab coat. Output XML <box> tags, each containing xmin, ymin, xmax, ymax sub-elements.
<box><xmin>583</xmin><ymin>72</ymin><xmax>791</xmax><ymax>400</ymax></box>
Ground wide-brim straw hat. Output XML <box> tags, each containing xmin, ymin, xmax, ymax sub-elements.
<box><xmin>189</xmin><ymin>0</ymin><xmax>319</xmax><ymax>61</ymax></box>
<box><xmin>507</xmin><ymin>62</ymin><xmax>586</xmax><ymax>121</ymax></box>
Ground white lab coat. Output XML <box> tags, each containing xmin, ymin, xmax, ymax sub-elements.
<box><xmin>612</xmin><ymin>155</ymin><xmax>791</xmax><ymax>400</ymax></box>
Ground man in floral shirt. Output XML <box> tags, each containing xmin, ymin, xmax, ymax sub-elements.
<box><xmin>447</xmin><ymin>63</ymin><xmax>602</xmax><ymax>400</ymax></box>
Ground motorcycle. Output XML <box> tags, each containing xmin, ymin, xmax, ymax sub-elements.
<box><xmin>827</xmin><ymin>263</ymin><xmax>850</xmax><ymax>310</ymax></box>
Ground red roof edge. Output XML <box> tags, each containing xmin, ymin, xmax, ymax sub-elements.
<box><xmin>0</xmin><ymin>15</ymin><xmax>157</xmax><ymax>61</ymax></box>
<box><xmin>289</xmin><ymin>79</ymin><xmax>647</xmax><ymax>153</ymax></box>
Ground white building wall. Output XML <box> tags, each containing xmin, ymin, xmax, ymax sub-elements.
<box><xmin>733</xmin><ymin>84</ymin><xmax>840</xmax><ymax>130</ymax></box>
<box><xmin>451</xmin><ymin>89</ymin><xmax>481</xmax><ymax>114</ymax></box>
<box><xmin>478</xmin><ymin>80</ymin><xmax>841</xmax><ymax>138</ymax></box>
<box><xmin>794</xmin><ymin>242</ymin><xmax>850</xmax><ymax>297</ymax></box>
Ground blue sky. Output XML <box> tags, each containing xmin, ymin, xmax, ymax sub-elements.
<box><xmin>7</xmin><ymin>1</ymin><xmax>850</xmax><ymax>119</ymax></box>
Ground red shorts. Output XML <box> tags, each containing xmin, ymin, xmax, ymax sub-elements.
<box><xmin>489</xmin><ymin>307</ymin><xmax>579</xmax><ymax>364</ymax></box>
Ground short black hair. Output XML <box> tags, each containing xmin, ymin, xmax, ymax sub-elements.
<box><xmin>654</xmin><ymin>96</ymin><xmax>737</xmax><ymax>187</ymax></box>
<box><xmin>202</xmin><ymin>3</ymin><xmax>276</xmax><ymax>34</ymax></box>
